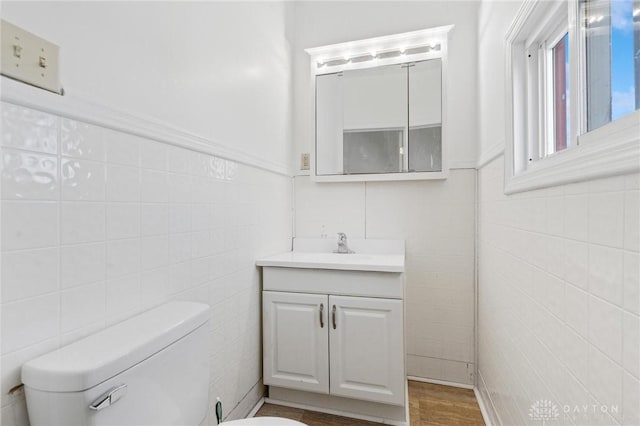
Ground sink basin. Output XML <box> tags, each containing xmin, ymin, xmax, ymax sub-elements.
<box><xmin>256</xmin><ymin>238</ymin><xmax>405</xmax><ymax>273</ymax></box>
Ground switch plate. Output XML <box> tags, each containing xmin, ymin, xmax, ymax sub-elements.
<box><xmin>301</xmin><ymin>153</ymin><xmax>310</xmax><ymax>170</ymax></box>
<box><xmin>1</xmin><ymin>20</ymin><xmax>62</xmax><ymax>94</ymax></box>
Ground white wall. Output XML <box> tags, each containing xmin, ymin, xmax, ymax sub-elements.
<box><xmin>0</xmin><ymin>2</ymin><xmax>293</xmax><ymax>425</ymax></box>
<box><xmin>475</xmin><ymin>2</ymin><xmax>640</xmax><ymax>425</ymax></box>
<box><xmin>0</xmin><ymin>1</ymin><xmax>293</xmax><ymax>172</ymax></box>
<box><xmin>292</xmin><ymin>1</ymin><xmax>478</xmax><ymax>384</ymax></box>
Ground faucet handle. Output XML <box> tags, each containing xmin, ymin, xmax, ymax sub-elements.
<box><xmin>337</xmin><ymin>232</ymin><xmax>347</xmax><ymax>242</ymax></box>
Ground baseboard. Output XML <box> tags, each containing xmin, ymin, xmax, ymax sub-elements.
<box><xmin>264</xmin><ymin>397</ymin><xmax>408</xmax><ymax>426</ymax></box>
<box><xmin>225</xmin><ymin>381</ymin><xmax>265</xmax><ymax>422</ymax></box>
<box><xmin>474</xmin><ymin>370</ymin><xmax>501</xmax><ymax>426</ymax></box>
<box><xmin>407</xmin><ymin>375</ymin><xmax>474</xmax><ymax>390</ymax></box>
<box><xmin>247</xmin><ymin>397</ymin><xmax>265</xmax><ymax>418</ymax></box>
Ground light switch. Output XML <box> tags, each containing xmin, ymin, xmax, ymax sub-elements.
<box><xmin>1</xmin><ymin>20</ymin><xmax>62</xmax><ymax>94</ymax></box>
<box><xmin>301</xmin><ymin>153</ymin><xmax>310</xmax><ymax>170</ymax></box>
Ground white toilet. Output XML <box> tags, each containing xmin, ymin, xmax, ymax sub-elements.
<box><xmin>22</xmin><ymin>302</ymin><xmax>304</xmax><ymax>426</ymax></box>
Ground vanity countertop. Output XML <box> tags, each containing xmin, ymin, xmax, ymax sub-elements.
<box><xmin>256</xmin><ymin>238</ymin><xmax>405</xmax><ymax>273</ymax></box>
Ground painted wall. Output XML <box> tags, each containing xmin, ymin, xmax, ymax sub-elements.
<box><xmin>475</xmin><ymin>2</ymin><xmax>640</xmax><ymax>425</ymax></box>
<box><xmin>0</xmin><ymin>2</ymin><xmax>293</xmax><ymax>425</ymax></box>
<box><xmin>0</xmin><ymin>1</ymin><xmax>293</xmax><ymax>172</ymax></box>
<box><xmin>291</xmin><ymin>1</ymin><xmax>479</xmax><ymax>384</ymax></box>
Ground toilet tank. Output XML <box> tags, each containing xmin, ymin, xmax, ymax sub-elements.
<box><xmin>22</xmin><ymin>302</ymin><xmax>210</xmax><ymax>426</ymax></box>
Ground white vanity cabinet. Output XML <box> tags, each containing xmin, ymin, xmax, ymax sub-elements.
<box><xmin>263</xmin><ymin>291</ymin><xmax>404</xmax><ymax>405</ymax></box>
<box><xmin>257</xmin><ymin>238</ymin><xmax>408</xmax><ymax>424</ymax></box>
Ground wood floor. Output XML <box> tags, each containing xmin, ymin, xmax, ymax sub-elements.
<box><xmin>255</xmin><ymin>381</ymin><xmax>485</xmax><ymax>425</ymax></box>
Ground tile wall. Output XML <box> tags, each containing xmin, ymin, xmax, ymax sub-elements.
<box><xmin>476</xmin><ymin>155</ymin><xmax>640</xmax><ymax>425</ymax></box>
<box><xmin>0</xmin><ymin>102</ymin><xmax>292</xmax><ymax>425</ymax></box>
<box><xmin>294</xmin><ymin>170</ymin><xmax>476</xmax><ymax>385</ymax></box>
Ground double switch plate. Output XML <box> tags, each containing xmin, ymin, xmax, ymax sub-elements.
<box><xmin>1</xmin><ymin>20</ymin><xmax>62</xmax><ymax>94</ymax></box>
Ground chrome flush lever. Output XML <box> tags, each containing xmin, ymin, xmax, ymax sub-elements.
<box><xmin>89</xmin><ymin>384</ymin><xmax>128</xmax><ymax>411</ymax></box>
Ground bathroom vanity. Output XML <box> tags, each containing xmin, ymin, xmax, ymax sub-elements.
<box><xmin>256</xmin><ymin>238</ymin><xmax>408</xmax><ymax>425</ymax></box>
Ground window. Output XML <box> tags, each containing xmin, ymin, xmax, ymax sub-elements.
<box><xmin>505</xmin><ymin>0</ymin><xmax>640</xmax><ymax>193</ymax></box>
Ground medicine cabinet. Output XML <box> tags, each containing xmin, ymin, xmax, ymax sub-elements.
<box><xmin>306</xmin><ymin>25</ymin><xmax>453</xmax><ymax>182</ymax></box>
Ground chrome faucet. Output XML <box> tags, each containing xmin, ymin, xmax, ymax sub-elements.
<box><xmin>334</xmin><ymin>232</ymin><xmax>354</xmax><ymax>254</ymax></box>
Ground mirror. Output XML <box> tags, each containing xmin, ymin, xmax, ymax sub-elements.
<box><xmin>315</xmin><ymin>58</ymin><xmax>443</xmax><ymax>178</ymax></box>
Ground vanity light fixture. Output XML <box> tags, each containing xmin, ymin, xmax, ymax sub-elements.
<box><xmin>307</xmin><ymin>26</ymin><xmax>451</xmax><ymax>72</ymax></box>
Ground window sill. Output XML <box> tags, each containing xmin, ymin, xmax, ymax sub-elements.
<box><xmin>504</xmin><ymin>110</ymin><xmax>640</xmax><ymax>194</ymax></box>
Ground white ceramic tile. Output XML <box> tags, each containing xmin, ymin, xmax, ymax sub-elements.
<box><xmin>106</xmin><ymin>274</ymin><xmax>141</xmax><ymax>320</ymax></box>
<box><xmin>546</xmin><ymin>196</ymin><xmax>564</xmax><ymax>236</ymax></box>
<box><xmin>208</xmin><ymin>157</ymin><xmax>224</xmax><ymax>180</ymax></box>
<box><xmin>1</xmin><ymin>201</ymin><xmax>58</xmax><ymax>250</ymax></box>
<box><xmin>589</xmin><ymin>191</ymin><xmax>624</xmax><ymax>248</ymax></box>
<box><xmin>623</xmin><ymin>252</ymin><xmax>640</xmax><ymax>315</ymax></box>
<box><xmin>623</xmin><ymin>312</ymin><xmax>640</xmax><ymax>378</ymax></box>
<box><xmin>0</xmin><ymin>338</ymin><xmax>58</xmax><ymax>397</ymax></box>
<box><xmin>61</xmin><ymin>158</ymin><xmax>106</xmax><ymax>201</ymax></box>
<box><xmin>1</xmin><ymin>293</ymin><xmax>59</xmax><ymax>354</ymax></box>
<box><xmin>167</xmin><ymin>261</ymin><xmax>190</xmax><ymax>295</ymax></box>
<box><xmin>140</xmin><ymin>235</ymin><xmax>169</xmax><ymax>271</ymax></box>
<box><xmin>167</xmin><ymin>145</ymin><xmax>194</xmax><ymax>174</ymax></box>
<box><xmin>106</xmin><ymin>203</ymin><xmax>140</xmax><ymax>240</ymax></box>
<box><xmin>1</xmin><ymin>247</ymin><xmax>58</xmax><ymax>303</ymax></box>
<box><xmin>563</xmin><ymin>239</ymin><xmax>589</xmax><ymax>289</ymax></box>
<box><xmin>139</xmin><ymin>139</ymin><xmax>166</xmax><ymax>170</ymax></box>
<box><xmin>588</xmin><ymin>296</ymin><xmax>623</xmax><ymax>364</ymax></box>
<box><xmin>623</xmin><ymin>372</ymin><xmax>640</xmax><ymax>425</ymax></box>
<box><xmin>105</xmin><ymin>130</ymin><xmax>140</xmax><ymax>166</ymax></box>
<box><xmin>141</xmin><ymin>203</ymin><xmax>169</xmax><ymax>236</ymax></box>
<box><xmin>60</xmin><ymin>202</ymin><xmax>105</xmax><ymax>245</ymax></box>
<box><xmin>167</xmin><ymin>173</ymin><xmax>192</xmax><ymax>203</ymax></box>
<box><xmin>588</xmin><ymin>345</ymin><xmax>623</xmax><ymax>423</ymax></box>
<box><xmin>60</xmin><ymin>281</ymin><xmax>106</xmax><ymax>333</ymax></box>
<box><xmin>61</xmin><ymin>118</ymin><xmax>105</xmax><ymax>161</ymax></box>
<box><xmin>1</xmin><ymin>103</ymin><xmax>57</xmax><ymax>154</ymax></box>
<box><xmin>294</xmin><ymin>176</ymin><xmax>365</xmax><ymax>238</ymax></box>
<box><xmin>106</xmin><ymin>238</ymin><xmax>140</xmax><ymax>278</ymax></box>
<box><xmin>565</xmin><ymin>283</ymin><xmax>588</xmax><ymax>338</ymax></box>
<box><xmin>626</xmin><ymin>174</ymin><xmax>640</xmax><ymax>190</ymax></box>
<box><xmin>169</xmin><ymin>204</ymin><xmax>192</xmax><ymax>234</ymax></box>
<box><xmin>1</xmin><ymin>149</ymin><xmax>58</xmax><ymax>200</ymax></box>
<box><xmin>140</xmin><ymin>267</ymin><xmax>169</xmax><ymax>306</ymax></box>
<box><xmin>169</xmin><ymin>233</ymin><xmax>192</xmax><ymax>264</ymax></box>
<box><xmin>624</xmin><ymin>191</ymin><xmax>639</xmax><ymax>252</ymax></box>
<box><xmin>140</xmin><ymin>169</ymin><xmax>168</xmax><ymax>203</ymax></box>
<box><xmin>106</xmin><ymin>164</ymin><xmax>140</xmax><ymax>202</ymax></box>
<box><xmin>192</xmin><ymin>204</ymin><xmax>212</xmax><ymax>231</ymax></box>
<box><xmin>588</xmin><ymin>245</ymin><xmax>624</xmax><ymax>306</ymax></box>
<box><xmin>60</xmin><ymin>242</ymin><xmax>106</xmax><ymax>289</ymax></box>
<box><xmin>60</xmin><ymin>321</ymin><xmax>105</xmax><ymax>347</ymax></box>
<box><xmin>564</xmin><ymin>195</ymin><xmax>588</xmax><ymax>241</ymax></box>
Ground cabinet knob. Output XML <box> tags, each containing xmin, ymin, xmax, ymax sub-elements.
<box><xmin>319</xmin><ymin>303</ymin><xmax>324</xmax><ymax>328</ymax></box>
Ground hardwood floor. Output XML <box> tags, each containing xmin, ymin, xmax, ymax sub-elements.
<box><xmin>255</xmin><ymin>381</ymin><xmax>485</xmax><ymax>425</ymax></box>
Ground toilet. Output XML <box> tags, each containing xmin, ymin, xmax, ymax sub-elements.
<box><xmin>21</xmin><ymin>302</ymin><xmax>304</xmax><ymax>426</ymax></box>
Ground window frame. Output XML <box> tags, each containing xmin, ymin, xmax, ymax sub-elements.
<box><xmin>504</xmin><ymin>0</ymin><xmax>640</xmax><ymax>194</ymax></box>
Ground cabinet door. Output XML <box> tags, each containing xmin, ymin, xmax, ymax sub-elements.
<box><xmin>263</xmin><ymin>291</ymin><xmax>329</xmax><ymax>394</ymax></box>
<box><xmin>329</xmin><ymin>295</ymin><xmax>405</xmax><ymax>405</ymax></box>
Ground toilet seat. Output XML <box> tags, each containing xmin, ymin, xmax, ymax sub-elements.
<box><xmin>221</xmin><ymin>417</ymin><xmax>306</xmax><ymax>425</ymax></box>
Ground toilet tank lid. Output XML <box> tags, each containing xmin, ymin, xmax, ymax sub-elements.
<box><xmin>22</xmin><ymin>302</ymin><xmax>209</xmax><ymax>392</ymax></box>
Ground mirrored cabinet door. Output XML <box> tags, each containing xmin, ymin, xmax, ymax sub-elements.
<box><xmin>409</xmin><ymin>59</ymin><xmax>442</xmax><ymax>172</ymax></box>
<box><xmin>315</xmin><ymin>59</ymin><xmax>443</xmax><ymax>178</ymax></box>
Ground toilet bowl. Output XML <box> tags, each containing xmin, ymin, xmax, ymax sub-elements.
<box><xmin>222</xmin><ymin>417</ymin><xmax>306</xmax><ymax>425</ymax></box>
